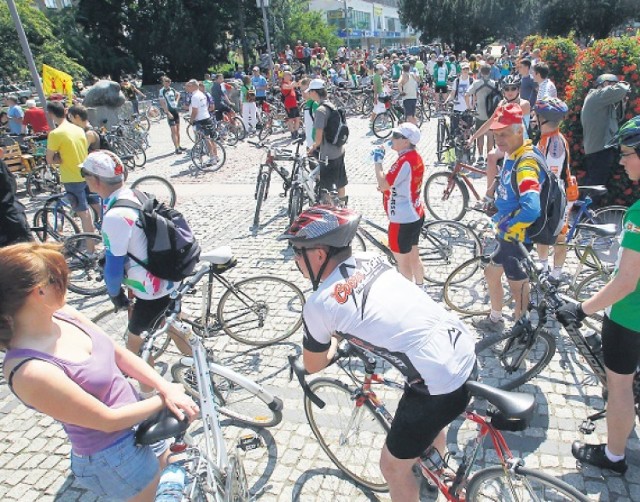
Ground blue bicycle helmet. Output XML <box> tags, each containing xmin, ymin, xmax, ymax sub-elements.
<box><xmin>534</xmin><ymin>97</ymin><xmax>569</xmax><ymax>122</ymax></box>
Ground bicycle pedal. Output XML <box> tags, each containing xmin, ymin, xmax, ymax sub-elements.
<box><xmin>579</xmin><ymin>419</ymin><xmax>596</xmax><ymax>435</ymax></box>
<box><xmin>237</xmin><ymin>434</ymin><xmax>263</xmax><ymax>452</ymax></box>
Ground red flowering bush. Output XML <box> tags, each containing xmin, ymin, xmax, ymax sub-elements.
<box><xmin>561</xmin><ymin>35</ymin><xmax>640</xmax><ymax>206</ymax></box>
<box><xmin>536</xmin><ymin>37</ymin><xmax>579</xmax><ymax>100</ymax></box>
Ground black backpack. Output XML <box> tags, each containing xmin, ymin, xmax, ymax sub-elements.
<box><xmin>318</xmin><ymin>101</ymin><xmax>349</xmax><ymax>147</ymax></box>
<box><xmin>477</xmin><ymin>80</ymin><xmax>501</xmax><ymax>116</ymax></box>
<box><xmin>510</xmin><ymin>148</ymin><xmax>567</xmax><ymax>245</ymax></box>
<box><xmin>97</xmin><ymin>131</ymin><xmax>112</xmax><ymax>151</ymax></box>
<box><xmin>111</xmin><ymin>190</ymin><xmax>201</xmax><ymax>282</ymax></box>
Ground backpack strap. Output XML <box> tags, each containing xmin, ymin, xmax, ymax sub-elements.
<box><xmin>509</xmin><ymin>150</ymin><xmax>545</xmax><ymax>198</ymax></box>
<box><xmin>108</xmin><ymin>190</ymin><xmax>151</xmax><ymax>270</ymax></box>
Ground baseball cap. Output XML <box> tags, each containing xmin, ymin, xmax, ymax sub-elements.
<box><xmin>490</xmin><ymin>103</ymin><xmax>524</xmax><ymax>130</ymax></box>
<box><xmin>308</xmin><ymin>78</ymin><xmax>325</xmax><ymax>90</ymax></box>
<box><xmin>595</xmin><ymin>73</ymin><xmax>618</xmax><ymax>87</ymax></box>
<box><xmin>252</xmin><ymin>66</ymin><xmax>260</xmax><ymax>71</ymax></box>
<box><xmin>391</xmin><ymin>122</ymin><xmax>421</xmax><ymax>145</ymax></box>
<box><xmin>460</xmin><ymin>62</ymin><xmax>470</xmax><ymax>69</ymax></box>
<box><xmin>376</xmin><ymin>63</ymin><xmax>385</xmax><ymax>70</ymax></box>
<box><xmin>437</xmin><ymin>55</ymin><xmax>445</xmax><ymax>61</ymax></box>
<box><xmin>80</xmin><ymin>150</ymin><xmax>126</xmax><ymax>181</ymax></box>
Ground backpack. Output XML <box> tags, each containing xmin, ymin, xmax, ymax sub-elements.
<box><xmin>318</xmin><ymin>101</ymin><xmax>349</xmax><ymax>147</ymax></box>
<box><xmin>477</xmin><ymin>80</ymin><xmax>501</xmax><ymax>116</ymax></box>
<box><xmin>97</xmin><ymin>131</ymin><xmax>112</xmax><ymax>151</ymax></box>
<box><xmin>111</xmin><ymin>190</ymin><xmax>201</xmax><ymax>282</ymax></box>
<box><xmin>510</xmin><ymin>149</ymin><xmax>567</xmax><ymax>245</ymax></box>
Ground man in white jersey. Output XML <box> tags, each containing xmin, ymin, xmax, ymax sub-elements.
<box><xmin>185</xmin><ymin>79</ymin><xmax>219</xmax><ymax>166</ymax></box>
<box><xmin>279</xmin><ymin>206</ymin><xmax>476</xmax><ymax>502</ymax></box>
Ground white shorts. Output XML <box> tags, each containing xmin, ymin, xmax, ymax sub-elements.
<box><xmin>373</xmin><ymin>102</ymin><xmax>386</xmax><ymax>115</ymax></box>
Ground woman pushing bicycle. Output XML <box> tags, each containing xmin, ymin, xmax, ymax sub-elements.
<box><xmin>0</xmin><ymin>242</ymin><xmax>198</xmax><ymax>501</ymax></box>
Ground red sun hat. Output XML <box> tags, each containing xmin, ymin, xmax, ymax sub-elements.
<box><xmin>490</xmin><ymin>102</ymin><xmax>524</xmax><ymax>130</ymax></box>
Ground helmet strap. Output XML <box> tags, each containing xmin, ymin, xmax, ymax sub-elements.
<box><xmin>301</xmin><ymin>247</ymin><xmax>337</xmax><ymax>291</ymax></box>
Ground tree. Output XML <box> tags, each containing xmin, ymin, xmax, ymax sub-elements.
<box><xmin>0</xmin><ymin>0</ymin><xmax>88</xmax><ymax>81</ymax></box>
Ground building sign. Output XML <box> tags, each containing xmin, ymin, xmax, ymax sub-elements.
<box><xmin>374</xmin><ymin>6</ymin><xmax>383</xmax><ymax>16</ymax></box>
<box><xmin>328</xmin><ymin>10</ymin><xmax>344</xmax><ymax>19</ymax></box>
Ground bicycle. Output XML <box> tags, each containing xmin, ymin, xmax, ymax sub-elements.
<box><xmin>130</xmin><ymin>174</ymin><xmax>177</xmax><ymax>208</ymax></box>
<box><xmin>435</xmin><ymin>108</ymin><xmax>478</xmax><ymax>165</ymax></box>
<box><xmin>134</xmin><ymin>281</ymin><xmax>281</xmax><ymax>500</ymax></box>
<box><xmin>92</xmin><ymin>245</ymin><xmax>305</xmax><ymax>354</ymax></box>
<box><xmin>288</xmin><ymin>342</ymin><xmax>588</xmax><ymax>500</ymax></box>
<box><xmin>371</xmin><ymin>94</ymin><xmax>426</xmax><ymax>139</ymax></box>
<box><xmin>190</xmin><ymin>121</ymin><xmax>227</xmax><ymax>173</ymax></box>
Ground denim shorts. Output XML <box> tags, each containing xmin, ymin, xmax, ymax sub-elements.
<box><xmin>70</xmin><ymin>431</ymin><xmax>165</xmax><ymax>500</ymax></box>
<box><xmin>64</xmin><ymin>182</ymin><xmax>100</xmax><ymax>212</ymax></box>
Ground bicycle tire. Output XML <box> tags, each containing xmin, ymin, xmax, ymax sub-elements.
<box><xmin>436</xmin><ymin>119</ymin><xmax>447</xmax><ymax>162</ymax></box>
<box><xmin>33</xmin><ymin>207</ymin><xmax>80</xmax><ymax>242</ymax></box>
<box><xmin>186</xmin><ymin>124</ymin><xmax>196</xmax><ymax>143</ymax></box>
<box><xmin>62</xmin><ymin>233</ymin><xmax>107</xmax><ymax>296</ymax></box>
<box><xmin>304</xmin><ymin>377</ymin><xmax>390</xmax><ymax>492</ymax></box>
<box><xmin>218</xmin><ymin>122</ymin><xmax>238</xmax><ymax>147</ymax></box>
<box><xmin>26</xmin><ymin>165</ymin><xmax>59</xmax><ymax>198</ymax></box>
<box><xmin>225</xmin><ymin>454</ymin><xmax>250</xmax><ymax>501</ymax></box>
<box><xmin>360</xmin><ymin>95</ymin><xmax>373</xmax><ymax>116</ymax></box>
<box><xmin>466</xmin><ymin>465</ymin><xmax>589</xmax><ymax>501</ymax></box>
<box><xmin>288</xmin><ymin>185</ymin><xmax>304</xmax><ymax>225</ymax></box>
<box><xmin>420</xmin><ymin>220</ymin><xmax>481</xmax><ymax>285</ymax></box>
<box><xmin>423</xmin><ymin>171</ymin><xmax>470</xmax><ymax>221</ymax></box>
<box><xmin>352</xmin><ymin>232</ymin><xmax>367</xmax><ymax>253</ymax></box>
<box><xmin>574</xmin><ymin>205</ymin><xmax>627</xmax><ymax>267</ymax></box>
<box><xmin>146</xmin><ymin>104</ymin><xmax>162</xmax><ymax>122</ymax></box>
<box><xmin>131</xmin><ymin>175</ymin><xmax>177</xmax><ymax>208</ymax></box>
<box><xmin>372</xmin><ymin>111</ymin><xmax>395</xmax><ymax>139</ymax></box>
<box><xmin>574</xmin><ymin>270</ymin><xmax>609</xmax><ymax>334</ymax></box>
<box><xmin>443</xmin><ymin>256</ymin><xmax>513</xmax><ymax>316</ymax></box>
<box><xmin>415</xmin><ymin>104</ymin><xmax>425</xmax><ymax>127</ymax></box>
<box><xmin>253</xmin><ymin>172</ymin><xmax>268</xmax><ymax>228</ymax></box>
<box><xmin>232</xmin><ymin>117</ymin><xmax>247</xmax><ymax>141</ymax></box>
<box><xmin>475</xmin><ymin>327</ymin><xmax>556</xmax><ymax>391</ymax></box>
<box><xmin>171</xmin><ymin>362</ymin><xmax>282</xmax><ymax>428</ymax></box>
<box><xmin>191</xmin><ymin>139</ymin><xmax>226</xmax><ymax>172</ymax></box>
<box><xmin>217</xmin><ymin>276</ymin><xmax>305</xmax><ymax>346</ymax></box>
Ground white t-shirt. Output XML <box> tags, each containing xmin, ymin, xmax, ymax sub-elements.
<box><xmin>102</xmin><ymin>187</ymin><xmax>178</xmax><ymax>300</ymax></box>
<box><xmin>190</xmin><ymin>90</ymin><xmax>210</xmax><ymax>121</ymax></box>
<box><xmin>453</xmin><ymin>77</ymin><xmax>472</xmax><ymax>111</ymax></box>
<box><xmin>537</xmin><ymin>79</ymin><xmax>557</xmax><ymax>101</ymax></box>
<box><xmin>303</xmin><ymin>254</ymin><xmax>477</xmax><ymax>395</ymax></box>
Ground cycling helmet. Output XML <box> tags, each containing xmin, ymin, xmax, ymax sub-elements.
<box><xmin>606</xmin><ymin>115</ymin><xmax>640</xmax><ymax>150</ymax></box>
<box><xmin>595</xmin><ymin>73</ymin><xmax>618</xmax><ymax>87</ymax></box>
<box><xmin>534</xmin><ymin>96</ymin><xmax>569</xmax><ymax>122</ymax></box>
<box><xmin>278</xmin><ymin>205</ymin><xmax>361</xmax><ymax>249</ymax></box>
<box><xmin>501</xmin><ymin>74</ymin><xmax>521</xmax><ymax>88</ymax></box>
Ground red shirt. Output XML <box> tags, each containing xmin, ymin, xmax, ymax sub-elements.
<box><xmin>23</xmin><ymin>107</ymin><xmax>50</xmax><ymax>134</ymax></box>
<box><xmin>295</xmin><ymin>44</ymin><xmax>304</xmax><ymax>59</ymax></box>
<box><xmin>281</xmin><ymin>82</ymin><xmax>297</xmax><ymax>109</ymax></box>
<box><xmin>383</xmin><ymin>149</ymin><xmax>425</xmax><ymax>223</ymax></box>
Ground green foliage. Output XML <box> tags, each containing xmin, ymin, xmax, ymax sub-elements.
<box><xmin>0</xmin><ymin>0</ymin><xmax>88</xmax><ymax>81</ymax></box>
<box><xmin>562</xmin><ymin>36</ymin><xmax>640</xmax><ymax>206</ymax></box>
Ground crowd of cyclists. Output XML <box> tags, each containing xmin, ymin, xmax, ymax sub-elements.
<box><xmin>0</xmin><ymin>33</ymin><xmax>638</xmax><ymax>501</ymax></box>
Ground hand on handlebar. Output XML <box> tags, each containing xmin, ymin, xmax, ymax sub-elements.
<box><xmin>556</xmin><ymin>302</ymin><xmax>587</xmax><ymax>327</ymax></box>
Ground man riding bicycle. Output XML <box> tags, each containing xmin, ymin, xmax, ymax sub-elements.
<box><xmin>279</xmin><ymin>205</ymin><xmax>476</xmax><ymax>501</ymax></box>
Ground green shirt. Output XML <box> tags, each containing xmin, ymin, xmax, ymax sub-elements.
<box><xmin>415</xmin><ymin>60</ymin><xmax>425</xmax><ymax>78</ymax></box>
<box><xmin>203</xmin><ymin>79</ymin><xmax>213</xmax><ymax>93</ymax></box>
<box><xmin>373</xmin><ymin>73</ymin><xmax>383</xmax><ymax>95</ymax></box>
<box><xmin>608</xmin><ymin>199</ymin><xmax>640</xmax><ymax>331</ymax></box>
<box><xmin>391</xmin><ymin>63</ymin><xmax>402</xmax><ymax>80</ymax></box>
<box><xmin>305</xmin><ymin>99</ymin><xmax>320</xmax><ymax>140</ymax></box>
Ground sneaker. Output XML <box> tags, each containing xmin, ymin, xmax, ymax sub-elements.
<box><xmin>175</xmin><ymin>148</ymin><xmax>181</xmax><ymax>154</ymax></box>
<box><xmin>475</xmin><ymin>156</ymin><xmax>485</xmax><ymax>165</ymax></box>
<box><xmin>572</xmin><ymin>441</ymin><xmax>628</xmax><ymax>475</ymax></box>
<box><xmin>178</xmin><ymin>146</ymin><xmax>187</xmax><ymax>153</ymax></box>
<box><xmin>472</xmin><ymin>315</ymin><xmax>505</xmax><ymax>334</ymax></box>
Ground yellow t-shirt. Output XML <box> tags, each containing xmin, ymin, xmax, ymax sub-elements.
<box><xmin>47</xmin><ymin>120</ymin><xmax>88</xmax><ymax>183</ymax></box>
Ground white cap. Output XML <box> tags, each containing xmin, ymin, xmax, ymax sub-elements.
<box><xmin>26</xmin><ymin>99</ymin><xmax>36</xmax><ymax>108</ymax></box>
<box><xmin>376</xmin><ymin>64</ymin><xmax>385</xmax><ymax>70</ymax></box>
<box><xmin>252</xmin><ymin>66</ymin><xmax>260</xmax><ymax>71</ymax></box>
<box><xmin>391</xmin><ymin>122</ymin><xmax>421</xmax><ymax>145</ymax></box>
<box><xmin>308</xmin><ymin>79</ymin><xmax>325</xmax><ymax>90</ymax></box>
<box><xmin>80</xmin><ymin>150</ymin><xmax>126</xmax><ymax>181</ymax></box>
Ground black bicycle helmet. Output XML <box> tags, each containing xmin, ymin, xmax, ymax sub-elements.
<box><xmin>501</xmin><ymin>74</ymin><xmax>521</xmax><ymax>88</ymax></box>
<box><xmin>279</xmin><ymin>205</ymin><xmax>361</xmax><ymax>249</ymax></box>
<box><xmin>606</xmin><ymin>114</ymin><xmax>640</xmax><ymax>151</ymax></box>
<box><xmin>595</xmin><ymin>73</ymin><xmax>618</xmax><ymax>87</ymax></box>
<box><xmin>534</xmin><ymin>97</ymin><xmax>569</xmax><ymax>122</ymax></box>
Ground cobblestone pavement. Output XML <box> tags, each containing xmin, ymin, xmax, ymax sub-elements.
<box><xmin>1</xmin><ymin>112</ymin><xmax>638</xmax><ymax>502</ymax></box>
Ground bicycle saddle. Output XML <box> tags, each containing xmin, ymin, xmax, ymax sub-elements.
<box><xmin>135</xmin><ymin>407</ymin><xmax>190</xmax><ymax>445</ymax></box>
<box><xmin>200</xmin><ymin>246</ymin><xmax>234</xmax><ymax>265</ymax></box>
<box><xmin>578</xmin><ymin>185</ymin><xmax>607</xmax><ymax>196</ymax></box>
<box><xmin>574</xmin><ymin>223</ymin><xmax>618</xmax><ymax>237</ymax></box>
<box><xmin>465</xmin><ymin>380</ymin><xmax>535</xmax><ymax>422</ymax></box>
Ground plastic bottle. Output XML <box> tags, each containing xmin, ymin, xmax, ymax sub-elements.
<box><xmin>370</xmin><ymin>146</ymin><xmax>386</xmax><ymax>163</ymax></box>
<box><xmin>155</xmin><ymin>464</ymin><xmax>187</xmax><ymax>501</ymax></box>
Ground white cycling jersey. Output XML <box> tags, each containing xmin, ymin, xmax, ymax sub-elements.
<box><xmin>303</xmin><ymin>253</ymin><xmax>476</xmax><ymax>395</ymax></box>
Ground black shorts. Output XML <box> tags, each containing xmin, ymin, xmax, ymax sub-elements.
<box><xmin>388</xmin><ymin>216</ymin><xmax>424</xmax><ymax>254</ymax></box>
<box><xmin>602</xmin><ymin>316</ymin><xmax>640</xmax><ymax>375</ymax></box>
<box><xmin>167</xmin><ymin>109</ymin><xmax>179</xmax><ymax>127</ymax></box>
<box><xmin>435</xmin><ymin>85</ymin><xmax>448</xmax><ymax>94</ymax></box>
<box><xmin>386</xmin><ymin>382</ymin><xmax>471</xmax><ymax>459</ymax></box>
<box><xmin>255</xmin><ymin>96</ymin><xmax>266</xmax><ymax>106</ymax></box>
<box><xmin>194</xmin><ymin>118</ymin><xmax>215</xmax><ymax>138</ymax></box>
<box><xmin>403</xmin><ymin>98</ymin><xmax>417</xmax><ymax>117</ymax></box>
<box><xmin>286</xmin><ymin>107</ymin><xmax>300</xmax><ymax>119</ymax></box>
<box><xmin>318</xmin><ymin>155</ymin><xmax>348</xmax><ymax>192</ymax></box>
<box><xmin>489</xmin><ymin>238</ymin><xmax>532</xmax><ymax>281</ymax></box>
<box><xmin>128</xmin><ymin>295</ymin><xmax>172</xmax><ymax>336</ymax></box>
<box><xmin>215</xmin><ymin>104</ymin><xmax>231</xmax><ymax>121</ymax></box>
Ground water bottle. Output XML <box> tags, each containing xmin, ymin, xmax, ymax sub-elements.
<box><xmin>155</xmin><ymin>464</ymin><xmax>186</xmax><ymax>501</ymax></box>
<box><xmin>420</xmin><ymin>445</ymin><xmax>445</xmax><ymax>472</ymax></box>
<box><xmin>370</xmin><ymin>146</ymin><xmax>386</xmax><ymax>163</ymax></box>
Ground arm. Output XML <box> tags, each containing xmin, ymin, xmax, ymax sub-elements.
<box><xmin>469</xmin><ymin>106</ymin><xmax>499</xmax><ymax>142</ymax></box>
<box><xmin>308</xmin><ymin>128</ymin><xmax>324</xmax><ymax>155</ymax></box>
<box><xmin>104</xmin><ymin>251</ymin><xmax>126</xmax><ymax>296</ymax></box>
<box><xmin>46</xmin><ymin>148</ymin><xmax>58</xmax><ymax>165</ymax></box>
<box><xmin>500</xmin><ymin>158</ymin><xmax>541</xmax><ymax>241</ymax></box>
<box><xmin>374</xmin><ymin>162</ymin><xmax>391</xmax><ymax>191</ymax></box>
<box><xmin>86</xmin><ymin>130</ymin><xmax>100</xmax><ymax>151</ymax></box>
<box><xmin>593</xmin><ymin>82</ymin><xmax>630</xmax><ymax>106</ymax></box>
<box><xmin>159</xmin><ymin>91</ymin><xmax>168</xmax><ymax>112</ymax></box>
<box><xmin>303</xmin><ymin>336</ymin><xmax>339</xmax><ymax>374</ymax></box>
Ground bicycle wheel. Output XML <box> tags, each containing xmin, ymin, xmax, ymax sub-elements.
<box><xmin>304</xmin><ymin>377</ymin><xmax>389</xmax><ymax>492</ymax></box>
<box><xmin>288</xmin><ymin>185</ymin><xmax>305</xmax><ymax>225</ymax></box>
<box><xmin>171</xmin><ymin>362</ymin><xmax>282</xmax><ymax>427</ymax></box>
<box><xmin>232</xmin><ymin>116</ymin><xmax>247</xmax><ymax>141</ymax></box>
<box><xmin>574</xmin><ymin>270</ymin><xmax>609</xmax><ymax>333</ymax></box>
<box><xmin>420</xmin><ymin>220</ymin><xmax>480</xmax><ymax>285</ymax></box>
<box><xmin>475</xmin><ymin>327</ymin><xmax>556</xmax><ymax>390</ymax></box>
<box><xmin>218</xmin><ymin>122</ymin><xmax>238</xmax><ymax>147</ymax></box>
<box><xmin>217</xmin><ymin>276</ymin><xmax>305</xmax><ymax>346</ymax></box>
<box><xmin>253</xmin><ymin>172</ymin><xmax>268</xmax><ymax>228</ymax></box>
<box><xmin>26</xmin><ymin>165</ymin><xmax>60</xmax><ymax>198</ymax></box>
<box><xmin>258</xmin><ymin>124</ymin><xmax>272</xmax><ymax>141</ymax></box>
<box><xmin>423</xmin><ymin>171</ymin><xmax>470</xmax><ymax>221</ymax></box>
<box><xmin>574</xmin><ymin>205</ymin><xmax>627</xmax><ymax>267</ymax></box>
<box><xmin>131</xmin><ymin>175</ymin><xmax>176</xmax><ymax>208</ymax></box>
<box><xmin>33</xmin><ymin>207</ymin><xmax>80</xmax><ymax>242</ymax></box>
<box><xmin>62</xmin><ymin>233</ymin><xmax>107</xmax><ymax>296</ymax></box>
<box><xmin>372</xmin><ymin>111</ymin><xmax>395</xmax><ymax>139</ymax></box>
<box><xmin>146</xmin><ymin>104</ymin><xmax>162</xmax><ymax>122</ymax></box>
<box><xmin>352</xmin><ymin>232</ymin><xmax>367</xmax><ymax>253</ymax></box>
<box><xmin>415</xmin><ymin>104</ymin><xmax>425</xmax><ymax>127</ymax></box>
<box><xmin>466</xmin><ymin>465</ymin><xmax>589</xmax><ymax>501</ymax></box>
<box><xmin>186</xmin><ymin>124</ymin><xmax>196</xmax><ymax>143</ymax></box>
<box><xmin>436</xmin><ymin>119</ymin><xmax>447</xmax><ymax>162</ymax></box>
<box><xmin>224</xmin><ymin>454</ymin><xmax>250</xmax><ymax>501</ymax></box>
<box><xmin>443</xmin><ymin>256</ymin><xmax>513</xmax><ymax>316</ymax></box>
<box><xmin>360</xmin><ymin>95</ymin><xmax>373</xmax><ymax>115</ymax></box>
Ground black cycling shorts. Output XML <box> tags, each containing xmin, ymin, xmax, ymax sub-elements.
<box><xmin>489</xmin><ymin>238</ymin><xmax>532</xmax><ymax>281</ymax></box>
<box><xmin>286</xmin><ymin>107</ymin><xmax>300</xmax><ymax>119</ymax></box>
<box><xmin>128</xmin><ymin>295</ymin><xmax>172</xmax><ymax>336</ymax></box>
<box><xmin>388</xmin><ymin>216</ymin><xmax>424</xmax><ymax>254</ymax></box>
<box><xmin>386</xmin><ymin>382</ymin><xmax>471</xmax><ymax>459</ymax></box>
<box><xmin>318</xmin><ymin>155</ymin><xmax>348</xmax><ymax>192</ymax></box>
<box><xmin>215</xmin><ymin>104</ymin><xmax>231</xmax><ymax>121</ymax></box>
<box><xmin>167</xmin><ymin>108</ymin><xmax>179</xmax><ymax>127</ymax></box>
<box><xmin>194</xmin><ymin>118</ymin><xmax>215</xmax><ymax>139</ymax></box>
<box><xmin>602</xmin><ymin>315</ymin><xmax>640</xmax><ymax>375</ymax></box>
<box><xmin>435</xmin><ymin>85</ymin><xmax>448</xmax><ymax>94</ymax></box>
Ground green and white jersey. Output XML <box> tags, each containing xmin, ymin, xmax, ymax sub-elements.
<box><xmin>607</xmin><ymin>199</ymin><xmax>640</xmax><ymax>331</ymax></box>
<box><xmin>433</xmin><ymin>65</ymin><xmax>449</xmax><ymax>87</ymax></box>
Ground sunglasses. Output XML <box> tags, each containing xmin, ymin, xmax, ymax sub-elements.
<box><xmin>392</xmin><ymin>132</ymin><xmax>406</xmax><ymax>140</ymax></box>
<box><xmin>620</xmin><ymin>150</ymin><xmax>638</xmax><ymax>158</ymax></box>
<box><xmin>503</xmin><ymin>86</ymin><xmax>519</xmax><ymax>92</ymax></box>
<box><xmin>80</xmin><ymin>167</ymin><xmax>95</xmax><ymax>179</ymax></box>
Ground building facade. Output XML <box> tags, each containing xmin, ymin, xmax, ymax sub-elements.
<box><xmin>308</xmin><ymin>0</ymin><xmax>418</xmax><ymax>49</ymax></box>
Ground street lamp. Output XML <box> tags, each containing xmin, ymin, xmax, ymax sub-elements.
<box><xmin>257</xmin><ymin>0</ymin><xmax>274</xmax><ymax>74</ymax></box>
<box><xmin>343</xmin><ymin>0</ymin><xmax>350</xmax><ymax>50</ymax></box>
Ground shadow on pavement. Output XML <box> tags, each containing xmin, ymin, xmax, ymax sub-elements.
<box><xmin>291</xmin><ymin>468</ymin><xmax>381</xmax><ymax>501</ymax></box>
